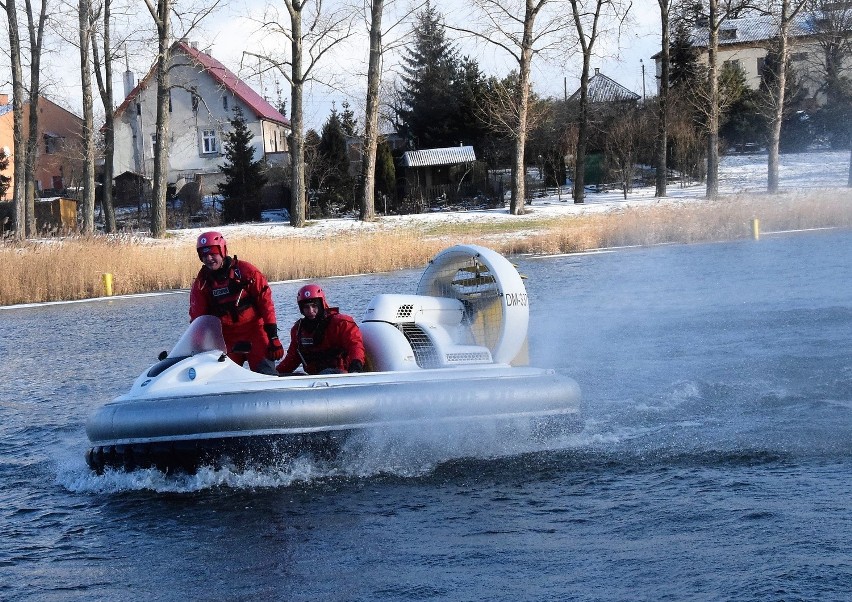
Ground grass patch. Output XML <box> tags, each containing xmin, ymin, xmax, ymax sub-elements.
<box><xmin>1</xmin><ymin>189</ymin><xmax>850</xmax><ymax>306</ymax></box>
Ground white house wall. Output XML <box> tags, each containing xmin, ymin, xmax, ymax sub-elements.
<box><xmin>655</xmin><ymin>38</ymin><xmax>849</xmax><ymax>106</ymax></box>
<box><xmin>114</xmin><ymin>52</ymin><xmax>289</xmax><ymax>184</ymax></box>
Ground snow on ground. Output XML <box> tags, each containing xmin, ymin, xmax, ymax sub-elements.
<box><xmin>173</xmin><ymin>149</ymin><xmax>850</xmax><ymax>243</ymax></box>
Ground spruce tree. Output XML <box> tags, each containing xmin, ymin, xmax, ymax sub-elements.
<box><xmin>340</xmin><ymin>101</ymin><xmax>358</xmax><ymax>136</ymax></box>
<box><xmin>669</xmin><ymin>22</ymin><xmax>702</xmax><ymax>90</ymax></box>
<box><xmin>318</xmin><ymin>107</ymin><xmax>353</xmax><ymax>214</ymax></box>
<box><xmin>219</xmin><ymin>106</ymin><xmax>267</xmax><ymax>224</ymax></box>
<box><xmin>374</xmin><ymin>136</ymin><xmax>396</xmax><ymax>211</ymax></box>
<box><xmin>396</xmin><ymin>2</ymin><xmax>462</xmax><ymax>148</ymax></box>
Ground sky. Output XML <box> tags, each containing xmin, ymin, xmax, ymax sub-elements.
<box><xmin>1</xmin><ymin>0</ymin><xmax>663</xmax><ymax>132</ymax></box>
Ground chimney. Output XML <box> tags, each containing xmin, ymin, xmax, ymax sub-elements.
<box><xmin>191</xmin><ymin>41</ymin><xmax>199</xmax><ymax>49</ymax></box>
<box><xmin>0</xmin><ymin>94</ymin><xmax>8</xmax><ymax>106</ymax></box>
<box><xmin>123</xmin><ymin>70</ymin><xmax>136</xmax><ymax>98</ymax></box>
<box><xmin>594</xmin><ymin>68</ymin><xmax>600</xmax><ymax>75</ymax></box>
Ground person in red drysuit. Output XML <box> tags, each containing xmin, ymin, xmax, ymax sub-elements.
<box><xmin>276</xmin><ymin>283</ymin><xmax>366</xmax><ymax>375</ymax></box>
<box><xmin>189</xmin><ymin>231</ymin><xmax>284</xmax><ymax>373</ymax></box>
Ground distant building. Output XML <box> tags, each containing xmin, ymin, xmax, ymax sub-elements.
<box><xmin>0</xmin><ymin>94</ymin><xmax>85</xmax><ymax>201</ymax></box>
<box><xmin>567</xmin><ymin>70</ymin><xmax>641</xmax><ymax>105</ymax></box>
<box><xmin>112</xmin><ymin>39</ymin><xmax>291</xmax><ymax>199</ymax></box>
<box><xmin>654</xmin><ymin>11</ymin><xmax>852</xmax><ymax>106</ymax></box>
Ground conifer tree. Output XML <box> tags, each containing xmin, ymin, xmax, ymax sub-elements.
<box><xmin>318</xmin><ymin>107</ymin><xmax>354</xmax><ymax>213</ymax></box>
<box><xmin>340</xmin><ymin>101</ymin><xmax>358</xmax><ymax>136</ymax></box>
<box><xmin>374</xmin><ymin>137</ymin><xmax>396</xmax><ymax>211</ymax></box>
<box><xmin>219</xmin><ymin>106</ymin><xmax>267</xmax><ymax>223</ymax></box>
<box><xmin>669</xmin><ymin>21</ymin><xmax>703</xmax><ymax>89</ymax></box>
<box><xmin>395</xmin><ymin>2</ymin><xmax>462</xmax><ymax>148</ymax></box>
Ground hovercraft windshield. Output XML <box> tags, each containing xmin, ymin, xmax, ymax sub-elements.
<box><xmin>170</xmin><ymin>315</ymin><xmax>228</xmax><ymax>357</ymax></box>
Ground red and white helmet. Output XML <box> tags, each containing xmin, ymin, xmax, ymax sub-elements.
<box><xmin>297</xmin><ymin>283</ymin><xmax>329</xmax><ymax>309</ymax></box>
<box><xmin>196</xmin><ymin>231</ymin><xmax>227</xmax><ymax>258</ymax></box>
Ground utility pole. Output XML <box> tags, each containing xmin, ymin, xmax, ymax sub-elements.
<box><xmin>641</xmin><ymin>59</ymin><xmax>646</xmax><ymax>101</ymax></box>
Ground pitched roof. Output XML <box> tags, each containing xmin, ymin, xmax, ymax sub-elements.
<box><xmin>113</xmin><ymin>41</ymin><xmax>290</xmax><ymax>127</ymax></box>
<box><xmin>402</xmin><ymin>146</ymin><xmax>476</xmax><ymax>167</ymax></box>
<box><xmin>568</xmin><ymin>72</ymin><xmax>640</xmax><ymax>103</ymax></box>
<box><xmin>689</xmin><ymin>12</ymin><xmax>825</xmax><ymax>48</ymax></box>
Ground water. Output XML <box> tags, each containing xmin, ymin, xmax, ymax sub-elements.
<box><xmin>2</xmin><ymin>230</ymin><xmax>851</xmax><ymax>601</ymax></box>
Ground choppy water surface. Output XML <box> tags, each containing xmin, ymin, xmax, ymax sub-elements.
<box><xmin>1</xmin><ymin>230</ymin><xmax>850</xmax><ymax>601</ymax></box>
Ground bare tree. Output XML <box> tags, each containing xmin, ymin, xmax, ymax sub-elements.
<box><xmin>89</xmin><ymin>0</ymin><xmax>121</xmax><ymax>233</ymax></box>
<box><xmin>78</xmin><ymin>0</ymin><xmax>96</xmax><ymax>233</ymax></box>
<box><xmin>140</xmin><ymin>0</ymin><xmax>221</xmax><ymax>237</ymax></box>
<box><xmin>764</xmin><ymin>0</ymin><xmax>809</xmax><ymax>193</ymax></box>
<box><xmin>141</xmin><ymin>0</ymin><xmax>172</xmax><ymax>238</ymax></box>
<box><xmin>604</xmin><ymin>104</ymin><xmax>652</xmax><ymax>198</ymax></box>
<box><xmin>451</xmin><ymin>0</ymin><xmax>573</xmax><ymax>215</ymax></box>
<box><xmin>805</xmin><ymin>0</ymin><xmax>852</xmax><ymax>186</ymax></box>
<box><xmin>244</xmin><ymin>0</ymin><xmax>354</xmax><ymax>228</ymax></box>
<box><xmin>656</xmin><ymin>0</ymin><xmax>675</xmax><ymax>197</ymax></box>
<box><xmin>1</xmin><ymin>0</ymin><xmax>27</xmax><ymax>238</ymax></box>
<box><xmin>358</xmin><ymin>0</ymin><xmax>384</xmax><ymax>222</ymax></box>
<box><xmin>568</xmin><ymin>0</ymin><xmax>630</xmax><ymax>203</ymax></box>
<box><xmin>357</xmin><ymin>0</ymin><xmax>422</xmax><ymax>221</ymax></box>
<box><xmin>690</xmin><ymin>0</ymin><xmax>756</xmax><ymax>198</ymax></box>
<box><xmin>23</xmin><ymin>0</ymin><xmax>48</xmax><ymax>235</ymax></box>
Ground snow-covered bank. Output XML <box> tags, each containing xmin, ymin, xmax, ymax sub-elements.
<box><xmin>169</xmin><ymin>149</ymin><xmax>851</xmax><ymax>243</ymax></box>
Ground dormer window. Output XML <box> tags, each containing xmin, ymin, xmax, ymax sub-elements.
<box><xmin>720</xmin><ymin>28</ymin><xmax>737</xmax><ymax>41</ymax></box>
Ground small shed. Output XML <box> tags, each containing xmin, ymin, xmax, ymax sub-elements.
<box><xmin>402</xmin><ymin>146</ymin><xmax>477</xmax><ymax>189</ymax></box>
<box><xmin>36</xmin><ymin>197</ymin><xmax>78</xmax><ymax>231</ymax></box>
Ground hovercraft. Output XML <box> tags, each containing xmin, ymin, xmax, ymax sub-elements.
<box><xmin>85</xmin><ymin>244</ymin><xmax>581</xmax><ymax>473</ymax></box>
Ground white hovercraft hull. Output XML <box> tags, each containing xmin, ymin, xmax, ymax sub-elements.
<box><xmin>85</xmin><ymin>244</ymin><xmax>582</xmax><ymax>473</ymax></box>
<box><xmin>85</xmin><ymin>354</ymin><xmax>580</xmax><ymax>473</ymax></box>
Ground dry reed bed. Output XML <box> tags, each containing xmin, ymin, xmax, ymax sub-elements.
<box><xmin>1</xmin><ymin>189</ymin><xmax>849</xmax><ymax>306</ymax></box>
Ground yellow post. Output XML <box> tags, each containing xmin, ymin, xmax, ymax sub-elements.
<box><xmin>751</xmin><ymin>218</ymin><xmax>760</xmax><ymax>241</ymax></box>
<box><xmin>102</xmin><ymin>273</ymin><xmax>114</xmax><ymax>296</ymax></box>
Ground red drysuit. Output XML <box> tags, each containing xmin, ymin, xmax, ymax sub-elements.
<box><xmin>189</xmin><ymin>257</ymin><xmax>278</xmax><ymax>371</ymax></box>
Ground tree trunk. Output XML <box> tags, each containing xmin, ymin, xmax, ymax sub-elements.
<box><xmin>289</xmin><ymin>3</ymin><xmax>306</xmax><ymax>228</ymax></box>
<box><xmin>150</xmin><ymin>0</ymin><xmax>171</xmax><ymax>238</ymax></box>
<box><xmin>767</xmin><ymin>3</ymin><xmax>792</xmax><ymax>194</ymax></box>
<box><xmin>90</xmin><ymin>0</ymin><xmax>116</xmax><ymax>232</ymax></box>
<box><xmin>655</xmin><ymin>0</ymin><xmax>669</xmax><ymax>198</ymax></box>
<box><xmin>511</xmin><ymin>13</ymin><xmax>535</xmax><ymax>216</ymax></box>
<box><xmin>706</xmin><ymin>0</ymin><xmax>720</xmax><ymax>198</ymax></box>
<box><xmin>79</xmin><ymin>0</ymin><xmax>96</xmax><ymax>234</ymax></box>
<box><xmin>359</xmin><ymin>0</ymin><xmax>383</xmax><ymax>222</ymax></box>
<box><xmin>573</xmin><ymin>53</ymin><xmax>591</xmax><ymax>204</ymax></box>
<box><xmin>4</xmin><ymin>0</ymin><xmax>27</xmax><ymax>239</ymax></box>
<box><xmin>24</xmin><ymin>0</ymin><xmax>47</xmax><ymax>236</ymax></box>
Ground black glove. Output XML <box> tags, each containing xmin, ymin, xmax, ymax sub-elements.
<box><xmin>264</xmin><ymin>324</ymin><xmax>284</xmax><ymax>361</ymax></box>
<box><xmin>348</xmin><ymin>359</ymin><xmax>364</xmax><ymax>373</ymax></box>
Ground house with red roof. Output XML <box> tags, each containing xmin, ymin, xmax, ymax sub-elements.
<box><xmin>112</xmin><ymin>39</ymin><xmax>290</xmax><ymax>197</ymax></box>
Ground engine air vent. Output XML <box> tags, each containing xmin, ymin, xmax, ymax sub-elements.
<box><xmin>396</xmin><ymin>304</ymin><xmax>414</xmax><ymax>319</ymax></box>
<box><xmin>400</xmin><ymin>324</ymin><xmax>440</xmax><ymax>368</ymax></box>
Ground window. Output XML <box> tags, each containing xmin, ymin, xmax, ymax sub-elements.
<box><xmin>791</xmin><ymin>52</ymin><xmax>808</xmax><ymax>62</ymax></box>
<box><xmin>201</xmin><ymin>129</ymin><xmax>218</xmax><ymax>154</ymax></box>
<box><xmin>223</xmin><ymin>95</ymin><xmax>228</xmax><ymax>110</ymax></box>
<box><xmin>44</xmin><ymin>134</ymin><xmax>60</xmax><ymax>154</ymax></box>
<box><xmin>191</xmin><ymin>91</ymin><xmax>199</xmax><ymax>113</ymax></box>
<box><xmin>169</xmin><ymin>90</ymin><xmax>172</xmax><ymax>113</ymax></box>
<box><xmin>720</xmin><ymin>28</ymin><xmax>737</xmax><ymax>41</ymax></box>
<box><xmin>150</xmin><ymin>134</ymin><xmax>158</xmax><ymax>158</ymax></box>
<box><xmin>723</xmin><ymin>59</ymin><xmax>741</xmax><ymax>71</ymax></box>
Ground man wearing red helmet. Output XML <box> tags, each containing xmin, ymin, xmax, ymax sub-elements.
<box><xmin>276</xmin><ymin>283</ymin><xmax>366</xmax><ymax>375</ymax></box>
<box><xmin>189</xmin><ymin>231</ymin><xmax>284</xmax><ymax>373</ymax></box>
